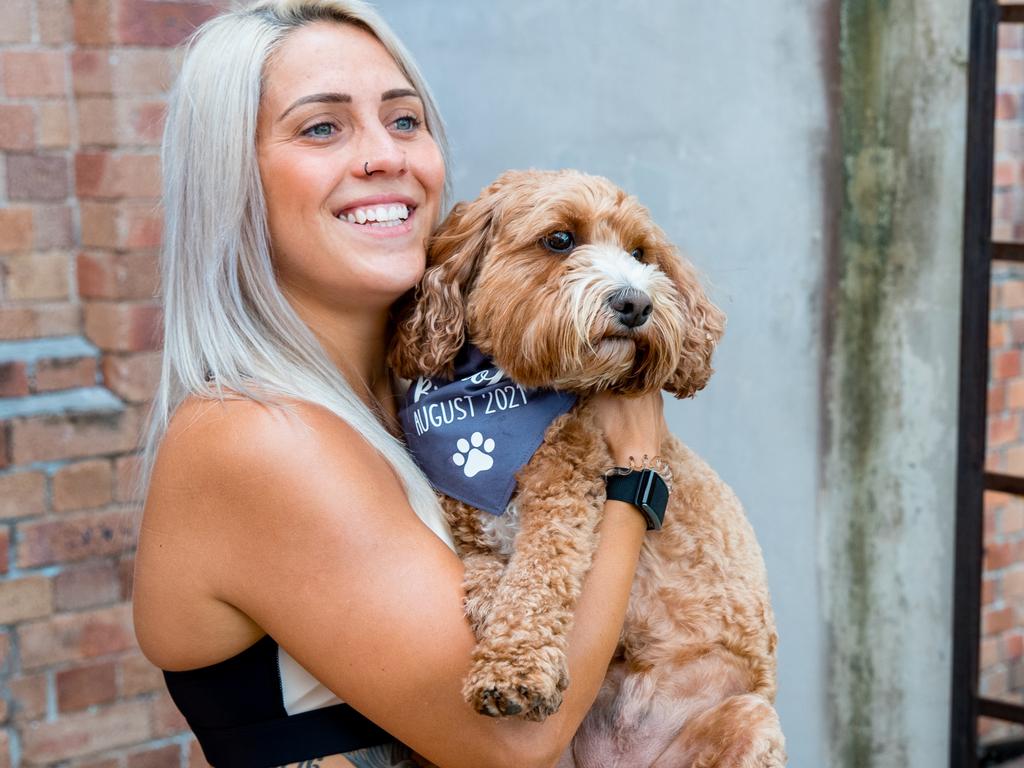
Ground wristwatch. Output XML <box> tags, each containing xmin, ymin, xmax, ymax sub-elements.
<box><xmin>604</xmin><ymin>468</ymin><xmax>670</xmax><ymax>530</ymax></box>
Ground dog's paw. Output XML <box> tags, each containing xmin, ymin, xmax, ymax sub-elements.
<box><xmin>463</xmin><ymin>654</ymin><xmax>569</xmax><ymax>721</ymax></box>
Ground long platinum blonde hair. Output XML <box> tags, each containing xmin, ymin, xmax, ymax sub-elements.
<box><xmin>141</xmin><ymin>0</ymin><xmax>455</xmax><ymax>548</ymax></box>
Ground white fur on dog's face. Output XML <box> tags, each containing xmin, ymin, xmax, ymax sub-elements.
<box><xmin>391</xmin><ymin>169</ymin><xmax>724</xmax><ymax>397</ymax></box>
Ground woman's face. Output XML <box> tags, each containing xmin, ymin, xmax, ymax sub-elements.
<box><xmin>257</xmin><ymin>22</ymin><xmax>445</xmax><ymax>312</ymax></box>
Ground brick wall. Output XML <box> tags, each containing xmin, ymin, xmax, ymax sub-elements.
<box><xmin>983</xmin><ymin>22</ymin><xmax>1024</xmax><ymax>743</ymax></box>
<box><xmin>0</xmin><ymin>2</ymin><xmax>226</xmax><ymax>766</ymax></box>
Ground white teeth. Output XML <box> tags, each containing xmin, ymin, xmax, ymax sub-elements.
<box><xmin>339</xmin><ymin>203</ymin><xmax>411</xmax><ymax>225</ymax></box>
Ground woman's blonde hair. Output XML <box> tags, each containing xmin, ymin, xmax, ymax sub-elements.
<box><xmin>141</xmin><ymin>0</ymin><xmax>455</xmax><ymax>548</ymax></box>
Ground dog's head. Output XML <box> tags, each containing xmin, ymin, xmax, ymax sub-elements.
<box><xmin>389</xmin><ymin>169</ymin><xmax>724</xmax><ymax>398</ymax></box>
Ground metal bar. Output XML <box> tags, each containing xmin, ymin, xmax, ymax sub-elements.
<box><xmin>952</xmin><ymin>0</ymin><xmax>1000</xmax><ymax>765</ymax></box>
<box><xmin>980</xmin><ymin>736</ymin><xmax>1024</xmax><ymax>766</ymax></box>
<box><xmin>999</xmin><ymin>4</ymin><xmax>1024</xmax><ymax>24</ymax></box>
<box><xmin>993</xmin><ymin>242</ymin><xmax>1024</xmax><ymax>262</ymax></box>
<box><xmin>985</xmin><ymin>471</ymin><xmax>1024</xmax><ymax>494</ymax></box>
<box><xmin>979</xmin><ymin>697</ymin><xmax>1024</xmax><ymax>723</ymax></box>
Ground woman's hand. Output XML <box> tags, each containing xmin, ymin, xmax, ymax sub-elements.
<box><xmin>591</xmin><ymin>389</ymin><xmax>670</xmax><ymax>467</ymax></box>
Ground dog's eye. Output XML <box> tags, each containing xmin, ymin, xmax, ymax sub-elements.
<box><xmin>631</xmin><ymin>247</ymin><xmax>644</xmax><ymax>261</ymax></box>
<box><xmin>542</xmin><ymin>231</ymin><xmax>575</xmax><ymax>253</ymax></box>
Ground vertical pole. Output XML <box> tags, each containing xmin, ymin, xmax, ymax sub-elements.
<box><xmin>951</xmin><ymin>0</ymin><xmax>999</xmax><ymax>765</ymax></box>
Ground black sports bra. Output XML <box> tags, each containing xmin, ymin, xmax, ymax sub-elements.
<box><xmin>163</xmin><ymin>634</ymin><xmax>393</xmax><ymax>767</ymax></box>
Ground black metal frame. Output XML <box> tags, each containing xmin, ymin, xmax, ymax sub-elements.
<box><xmin>952</xmin><ymin>1</ymin><xmax>1024</xmax><ymax>765</ymax></box>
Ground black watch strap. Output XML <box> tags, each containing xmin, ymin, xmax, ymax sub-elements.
<box><xmin>605</xmin><ymin>468</ymin><xmax>669</xmax><ymax>530</ymax></box>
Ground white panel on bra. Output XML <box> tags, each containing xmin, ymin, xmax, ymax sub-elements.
<box><xmin>277</xmin><ymin>645</ymin><xmax>343</xmax><ymax>715</ymax></box>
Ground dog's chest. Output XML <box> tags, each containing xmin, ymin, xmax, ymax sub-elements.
<box><xmin>478</xmin><ymin>501</ymin><xmax>521</xmax><ymax>557</ymax></box>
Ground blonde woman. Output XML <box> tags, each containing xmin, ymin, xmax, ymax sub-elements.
<box><xmin>132</xmin><ymin>2</ymin><xmax>668</xmax><ymax>766</ymax></box>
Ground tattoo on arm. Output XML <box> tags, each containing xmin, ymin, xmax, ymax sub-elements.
<box><xmin>273</xmin><ymin>758</ymin><xmax>324</xmax><ymax>768</ymax></box>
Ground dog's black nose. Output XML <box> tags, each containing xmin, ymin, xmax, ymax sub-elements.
<box><xmin>609</xmin><ymin>289</ymin><xmax>653</xmax><ymax>329</ymax></box>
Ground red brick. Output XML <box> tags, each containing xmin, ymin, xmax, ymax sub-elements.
<box><xmin>0</xmin><ymin>0</ymin><xmax>32</xmax><ymax>43</ymax></box>
<box><xmin>0</xmin><ymin>105</ymin><xmax>35</xmax><ymax>152</ymax></box>
<box><xmin>0</xmin><ymin>471</ymin><xmax>45</xmax><ymax>519</ymax></box>
<box><xmin>10</xmin><ymin>405</ymin><xmax>140</xmax><ymax>464</ymax></box>
<box><xmin>55</xmin><ymin>561</ymin><xmax>122</xmax><ymax>611</ymax></box>
<box><xmin>189</xmin><ymin>738</ymin><xmax>211</xmax><ymax>768</ymax></box>
<box><xmin>38</xmin><ymin>0</ymin><xmax>73</xmax><ymax>44</ymax></box>
<box><xmin>994</xmin><ymin>350</ymin><xmax>1021</xmax><ymax>381</ymax></box>
<box><xmin>150</xmin><ymin>689</ymin><xmax>188</xmax><ymax>737</ymax></box>
<box><xmin>112</xmin><ymin>49</ymin><xmax>176</xmax><ymax>95</ymax></box>
<box><xmin>8</xmin><ymin>673</ymin><xmax>47</xmax><ymax>723</ymax></box>
<box><xmin>998</xmin><ymin>92</ymin><xmax>1019</xmax><ymax>121</ymax></box>
<box><xmin>989</xmin><ymin>413</ymin><xmax>1020</xmax><ymax>447</ymax></box>
<box><xmin>114</xmin><ymin>453</ymin><xmax>142</xmax><ymax>503</ymax></box>
<box><xmin>0</xmin><ymin>305</ymin><xmax>78</xmax><ymax>341</ymax></box>
<box><xmin>127</xmin><ymin>100</ymin><xmax>167</xmax><ymax>145</ymax></box>
<box><xmin>72</xmin><ymin>0</ymin><xmax>112</xmax><ymax>45</ymax></box>
<box><xmin>17</xmin><ymin>509</ymin><xmax>138</xmax><ymax>568</ymax></box>
<box><xmin>78</xmin><ymin>252</ymin><xmax>160</xmax><ymax>300</ymax></box>
<box><xmin>0</xmin><ymin>362</ymin><xmax>29</xmax><ymax>398</ymax></box>
<box><xmin>77</xmin><ymin>97</ymin><xmax>118</xmax><ymax>147</ymax></box>
<box><xmin>84</xmin><ymin>301</ymin><xmax>162</xmax><ymax>352</ymax></box>
<box><xmin>0</xmin><ymin>576</ymin><xmax>52</xmax><ymax>624</ymax></box>
<box><xmin>127</xmin><ymin>744</ymin><xmax>180</xmax><ymax>768</ymax></box>
<box><xmin>996</xmin><ymin>160</ymin><xmax>1017</xmax><ymax>187</ymax></box>
<box><xmin>72</xmin><ymin>50</ymin><xmax>113</xmax><ymax>96</ymax></box>
<box><xmin>2</xmin><ymin>51</ymin><xmax>66</xmax><ymax>98</ymax></box>
<box><xmin>0</xmin><ymin>209</ymin><xmax>34</xmax><ymax>254</ymax></box>
<box><xmin>39</xmin><ymin>101</ymin><xmax>72</xmax><ymax>149</ymax></box>
<box><xmin>76</xmin><ymin>152</ymin><xmax>161</xmax><ymax>199</ymax></box>
<box><xmin>33</xmin><ymin>205</ymin><xmax>75</xmax><ymax>250</ymax></box>
<box><xmin>981</xmin><ymin>635</ymin><xmax>999</xmax><ymax>668</ymax></box>
<box><xmin>17</xmin><ymin>603</ymin><xmax>135</xmax><ymax>670</ymax></box>
<box><xmin>986</xmin><ymin>540</ymin><xmax>1016</xmax><ymax>571</ymax></box>
<box><xmin>4</xmin><ymin>253</ymin><xmax>70</xmax><ymax>301</ymax></box>
<box><xmin>57</xmin><ymin>661</ymin><xmax>117</xmax><ymax>712</ymax></box>
<box><xmin>985</xmin><ymin>605</ymin><xmax>1017</xmax><ymax>635</ymax></box>
<box><xmin>0</xmin><ymin>427</ymin><xmax>6</xmax><ymax>470</ymax></box>
<box><xmin>7</xmin><ymin>154</ymin><xmax>71</xmax><ymax>202</ymax></box>
<box><xmin>34</xmin><ymin>356</ymin><xmax>98</xmax><ymax>393</ymax></box>
<box><xmin>119</xmin><ymin>554</ymin><xmax>134</xmax><ymax>599</ymax></box>
<box><xmin>983</xmin><ymin>576</ymin><xmax>996</xmax><ymax>606</ymax></box>
<box><xmin>102</xmin><ymin>351</ymin><xmax>160</xmax><ymax>402</ymax></box>
<box><xmin>1003</xmin><ymin>501</ymin><xmax>1024</xmax><ymax>535</ymax></box>
<box><xmin>0</xmin><ymin>529</ymin><xmax>8</xmax><ymax>575</ymax></box>
<box><xmin>77</xmin><ymin>759</ymin><xmax>119</xmax><ymax>768</ymax></box>
<box><xmin>117</xmin><ymin>0</ymin><xmax>220</xmax><ymax>46</ymax></box>
<box><xmin>1001</xmin><ymin>24</ymin><xmax>1023</xmax><ymax>49</ymax></box>
<box><xmin>20</xmin><ymin>700</ymin><xmax>151</xmax><ymax>763</ymax></box>
<box><xmin>0</xmin><ymin>632</ymin><xmax>9</xmax><ymax>671</ymax></box>
<box><xmin>119</xmin><ymin>652</ymin><xmax>163</xmax><ymax>697</ymax></box>
<box><xmin>53</xmin><ymin>459</ymin><xmax>114</xmax><ymax>512</ymax></box>
<box><xmin>1005</xmin><ymin>632</ymin><xmax>1024</xmax><ymax>661</ymax></box>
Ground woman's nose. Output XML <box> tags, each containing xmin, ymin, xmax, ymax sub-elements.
<box><xmin>353</xmin><ymin>125</ymin><xmax>407</xmax><ymax>179</ymax></box>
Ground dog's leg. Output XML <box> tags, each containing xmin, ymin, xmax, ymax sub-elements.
<box><xmin>442</xmin><ymin>497</ymin><xmax>508</xmax><ymax>636</ymax></box>
<box><xmin>463</xmin><ymin>410</ymin><xmax>607</xmax><ymax>721</ymax></box>
<box><xmin>650</xmin><ymin>694</ymin><xmax>786</xmax><ymax>768</ymax></box>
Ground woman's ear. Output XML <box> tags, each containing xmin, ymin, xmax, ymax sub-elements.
<box><xmin>389</xmin><ymin>193</ymin><xmax>499</xmax><ymax>379</ymax></box>
<box><xmin>660</xmin><ymin>249</ymin><xmax>726</xmax><ymax>399</ymax></box>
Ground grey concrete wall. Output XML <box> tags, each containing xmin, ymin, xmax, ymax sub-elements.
<box><xmin>382</xmin><ymin>2</ymin><xmax>833</xmax><ymax>765</ymax></box>
<box><xmin>821</xmin><ymin>1</ymin><xmax>968</xmax><ymax>765</ymax></box>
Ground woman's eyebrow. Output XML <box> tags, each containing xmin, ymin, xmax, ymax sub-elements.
<box><xmin>278</xmin><ymin>88</ymin><xmax>421</xmax><ymax>123</ymax></box>
<box><xmin>278</xmin><ymin>92</ymin><xmax>351</xmax><ymax>123</ymax></box>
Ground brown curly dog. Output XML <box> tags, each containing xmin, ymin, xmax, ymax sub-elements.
<box><xmin>389</xmin><ymin>170</ymin><xmax>786</xmax><ymax>767</ymax></box>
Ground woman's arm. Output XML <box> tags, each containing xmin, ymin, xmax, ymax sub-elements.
<box><xmin>139</xmin><ymin>395</ymin><xmax>658</xmax><ymax>768</ymax></box>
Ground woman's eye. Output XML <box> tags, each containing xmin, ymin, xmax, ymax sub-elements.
<box><xmin>543</xmin><ymin>231</ymin><xmax>575</xmax><ymax>253</ymax></box>
<box><xmin>631</xmin><ymin>247</ymin><xmax>644</xmax><ymax>261</ymax></box>
<box><xmin>303</xmin><ymin>122</ymin><xmax>336</xmax><ymax>139</ymax></box>
<box><xmin>392</xmin><ymin>115</ymin><xmax>422</xmax><ymax>132</ymax></box>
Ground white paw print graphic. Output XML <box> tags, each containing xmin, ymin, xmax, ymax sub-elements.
<box><xmin>453</xmin><ymin>431</ymin><xmax>496</xmax><ymax>478</ymax></box>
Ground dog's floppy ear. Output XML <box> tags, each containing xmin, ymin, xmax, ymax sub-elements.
<box><xmin>660</xmin><ymin>248</ymin><xmax>726</xmax><ymax>399</ymax></box>
<box><xmin>389</xmin><ymin>191</ymin><xmax>499</xmax><ymax>379</ymax></box>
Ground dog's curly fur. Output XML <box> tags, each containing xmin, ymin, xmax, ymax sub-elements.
<box><xmin>389</xmin><ymin>170</ymin><xmax>786</xmax><ymax>767</ymax></box>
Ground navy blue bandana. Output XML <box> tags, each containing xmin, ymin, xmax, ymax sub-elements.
<box><xmin>399</xmin><ymin>345</ymin><xmax>577</xmax><ymax>515</ymax></box>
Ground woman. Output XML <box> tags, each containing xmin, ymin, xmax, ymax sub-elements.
<box><xmin>132</xmin><ymin>2</ymin><xmax>669</xmax><ymax>767</ymax></box>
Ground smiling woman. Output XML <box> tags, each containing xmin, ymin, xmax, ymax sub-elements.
<box><xmin>131</xmin><ymin>2</ymin><xmax>668</xmax><ymax>767</ymax></box>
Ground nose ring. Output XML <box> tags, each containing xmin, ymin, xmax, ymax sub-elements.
<box><xmin>364</xmin><ymin>161</ymin><xmax>380</xmax><ymax>177</ymax></box>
